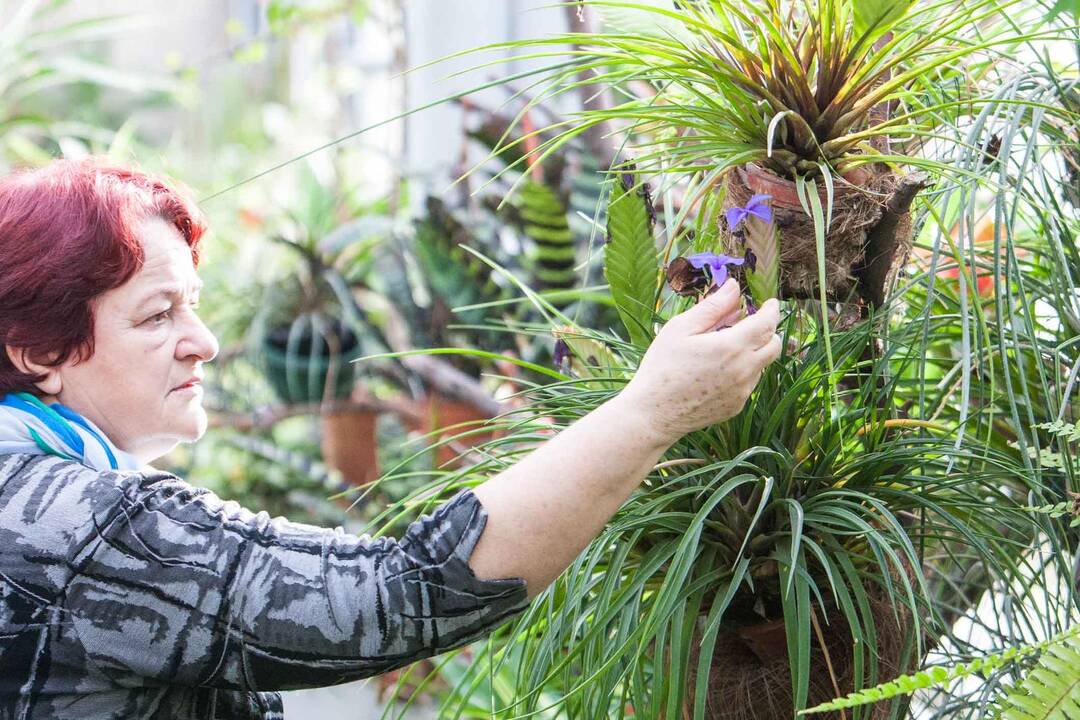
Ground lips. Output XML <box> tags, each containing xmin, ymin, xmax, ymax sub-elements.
<box><xmin>172</xmin><ymin>378</ymin><xmax>202</xmax><ymax>392</ymax></box>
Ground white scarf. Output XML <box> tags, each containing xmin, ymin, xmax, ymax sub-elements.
<box><xmin>0</xmin><ymin>392</ymin><xmax>142</xmax><ymax>472</ymax></box>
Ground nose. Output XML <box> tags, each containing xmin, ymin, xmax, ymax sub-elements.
<box><xmin>177</xmin><ymin>309</ymin><xmax>219</xmax><ymax>363</ymax></box>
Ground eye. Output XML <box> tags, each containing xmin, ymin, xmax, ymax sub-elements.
<box><xmin>146</xmin><ymin>309</ymin><xmax>171</xmax><ymax>325</ymax></box>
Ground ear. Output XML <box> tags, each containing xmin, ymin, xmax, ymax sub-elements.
<box><xmin>4</xmin><ymin>345</ymin><xmax>62</xmax><ymax>396</ymax></box>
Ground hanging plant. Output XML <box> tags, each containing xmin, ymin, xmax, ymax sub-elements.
<box><xmin>468</xmin><ymin>0</ymin><xmax>1051</xmax><ymax>306</ymax></box>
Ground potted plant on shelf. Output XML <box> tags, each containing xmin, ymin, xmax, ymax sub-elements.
<box><xmin>252</xmin><ymin>167</ymin><xmax>397</xmax><ymax>489</ymax></box>
<box><xmin>376</xmin><ymin>2</ymin><xmax>1064</xmax><ymax>718</ymax></box>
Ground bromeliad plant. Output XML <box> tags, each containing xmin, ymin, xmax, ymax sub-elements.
<box><xmin>464</xmin><ymin>0</ymin><xmax>1052</xmax><ymax>306</ymax></box>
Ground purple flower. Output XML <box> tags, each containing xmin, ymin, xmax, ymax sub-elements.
<box><xmin>725</xmin><ymin>194</ymin><xmax>773</xmax><ymax>230</ymax></box>
<box><xmin>553</xmin><ymin>339</ymin><xmax>570</xmax><ymax>370</ymax></box>
<box><xmin>686</xmin><ymin>252</ymin><xmax>746</xmax><ymax>287</ymax></box>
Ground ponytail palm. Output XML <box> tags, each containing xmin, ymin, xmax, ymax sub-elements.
<box><xmin>369</xmin><ymin>297</ymin><xmax>1049</xmax><ymax>719</ymax></box>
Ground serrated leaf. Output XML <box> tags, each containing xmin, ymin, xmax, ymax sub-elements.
<box><xmin>605</xmin><ymin>172</ymin><xmax>659</xmax><ymax>348</ymax></box>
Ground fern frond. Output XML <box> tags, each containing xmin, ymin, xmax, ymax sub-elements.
<box><xmin>1000</xmin><ymin>631</ymin><xmax>1080</xmax><ymax>720</ymax></box>
<box><xmin>1038</xmin><ymin>421</ymin><xmax>1080</xmax><ymax>443</ymax></box>
<box><xmin>801</xmin><ymin>626</ymin><xmax>1080</xmax><ymax>715</ymax></box>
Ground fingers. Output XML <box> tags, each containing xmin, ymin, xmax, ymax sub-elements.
<box><xmin>714</xmin><ymin>298</ymin><xmax>781</xmax><ymax>350</ymax></box>
<box><xmin>663</xmin><ymin>279</ymin><xmax>742</xmax><ymax>336</ymax></box>
<box><xmin>754</xmin><ymin>333</ymin><xmax>783</xmax><ymax>366</ymax></box>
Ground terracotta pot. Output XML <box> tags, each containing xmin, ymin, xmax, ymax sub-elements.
<box><xmin>740</xmin><ymin>163</ymin><xmax>873</xmax><ymax>209</ymax></box>
<box><xmin>410</xmin><ymin>393</ymin><xmax>495</xmax><ymax>467</ymax></box>
<box><xmin>319</xmin><ymin>409</ymin><xmax>380</xmax><ymax>488</ymax></box>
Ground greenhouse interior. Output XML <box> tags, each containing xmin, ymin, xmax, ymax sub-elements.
<box><xmin>0</xmin><ymin>0</ymin><xmax>1079</xmax><ymax>718</ymax></box>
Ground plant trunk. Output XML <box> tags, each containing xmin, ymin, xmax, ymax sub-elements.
<box><xmin>684</xmin><ymin>581</ymin><xmax>913</xmax><ymax>720</ymax></box>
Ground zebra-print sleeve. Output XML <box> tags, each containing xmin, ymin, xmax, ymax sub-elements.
<box><xmin>24</xmin><ymin>457</ymin><xmax>529</xmax><ymax>693</ymax></box>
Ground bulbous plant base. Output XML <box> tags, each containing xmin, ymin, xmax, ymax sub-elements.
<box><xmin>685</xmin><ymin>586</ymin><xmax>910</xmax><ymax>720</ymax></box>
<box><xmin>722</xmin><ymin>164</ymin><xmax>928</xmax><ymax>306</ymax></box>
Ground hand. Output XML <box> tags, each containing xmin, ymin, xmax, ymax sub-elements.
<box><xmin>617</xmin><ymin>279</ymin><xmax>782</xmax><ymax>446</ymax></box>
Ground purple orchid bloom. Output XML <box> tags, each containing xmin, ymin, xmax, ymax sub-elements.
<box><xmin>725</xmin><ymin>194</ymin><xmax>773</xmax><ymax>230</ymax></box>
<box><xmin>686</xmin><ymin>252</ymin><xmax>746</xmax><ymax>287</ymax></box>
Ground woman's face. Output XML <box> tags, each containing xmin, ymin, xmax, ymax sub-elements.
<box><xmin>50</xmin><ymin>217</ymin><xmax>219</xmax><ymax>462</ymax></box>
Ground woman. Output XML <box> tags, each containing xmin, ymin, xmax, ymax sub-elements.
<box><xmin>0</xmin><ymin>159</ymin><xmax>781</xmax><ymax>719</ymax></box>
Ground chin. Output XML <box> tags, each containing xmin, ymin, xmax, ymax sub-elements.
<box><xmin>186</xmin><ymin>409</ymin><xmax>209</xmax><ymax>440</ymax></box>
<box><xmin>170</xmin><ymin>408</ymin><xmax>209</xmax><ymax>442</ymax></box>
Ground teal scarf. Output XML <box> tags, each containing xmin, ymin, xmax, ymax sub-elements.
<box><xmin>0</xmin><ymin>392</ymin><xmax>142</xmax><ymax>471</ymax></box>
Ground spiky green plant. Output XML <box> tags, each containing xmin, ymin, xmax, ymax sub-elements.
<box><xmin>464</xmin><ymin>0</ymin><xmax>1053</xmax><ymax>184</ymax></box>
<box><xmin>804</xmin><ymin>422</ymin><xmax>1080</xmax><ymax>719</ymax></box>
<box><xmin>349</xmin><ymin>3</ymin><xmax>1080</xmax><ymax>718</ymax></box>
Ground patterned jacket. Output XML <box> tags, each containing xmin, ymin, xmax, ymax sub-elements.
<box><xmin>0</xmin><ymin>454</ymin><xmax>530</xmax><ymax>719</ymax></box>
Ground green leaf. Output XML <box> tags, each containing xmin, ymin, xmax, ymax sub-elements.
<box><xmin>851</xmin><ymin>0</ymin><xmax>917</xmax><ymax>40</ymax></box>
<box><xmin>604</xmin><ymin>170</ymin><xmax>659</xmax><ymax>348</ymax></box>
<box><xmin>521</xmin><ymin>180</ymin><xmax>577</xmax><ymax>294</ymax></box>
<box><xmin>743</xmin><ymin>213</ymin><xmax>779</xmax><ymax>306</ymax></box>
<box><xmin>1048</xmin><ymin>0</ymin><xmax>1080</xmax><ymax>22</ymax></box>
<box><xmin>1000</xmin><ymin>630</ymin><xmax>1080</xmax><ymax>720</ymax></box>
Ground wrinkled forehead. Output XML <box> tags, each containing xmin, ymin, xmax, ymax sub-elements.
<box><xmin>99</xmin><ymin>217</ymin><xmax>202</xmax><ymax>310</ymax></box>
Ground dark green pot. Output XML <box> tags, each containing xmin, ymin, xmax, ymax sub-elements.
<box><xmin>261</xmin><ymin>320</ymin><xmax>359</xmax><ymax>404</ymax></box>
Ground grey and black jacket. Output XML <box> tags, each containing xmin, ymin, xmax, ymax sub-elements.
<box><xmin>0</xmin><ymin>454</ymin><xmax>530</xmax><ymax>719</ymax></box>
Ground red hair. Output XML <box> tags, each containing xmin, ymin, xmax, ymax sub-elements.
<box><xmin>0</xmin><ymin>158</ymin><xmax>206</xmax><ymax>395</ymax></box>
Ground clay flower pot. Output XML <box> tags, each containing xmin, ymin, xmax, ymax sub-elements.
<box><xmin>319</xmin><ymin>408</ymin><xmax>380</xmax><ymax>488</ymax></box>
<box><xmin>408</xmin><ymin>392</ymin><xmax>496</xmax><ymax>467</ymax></box>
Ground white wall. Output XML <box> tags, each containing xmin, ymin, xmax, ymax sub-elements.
<box><xmin>402</xmin><ymin>0</ymin><xmax>568</xmax><ymax>195</ymax></box>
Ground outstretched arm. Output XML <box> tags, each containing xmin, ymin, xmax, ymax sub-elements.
<box><xmin>470</xmin><ymin>279</ymin><xmax>782</xmax><ymax>597</ymax></box>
